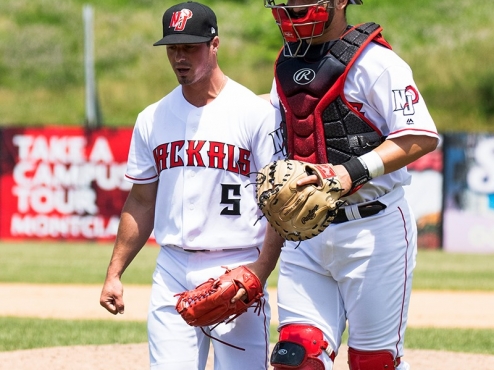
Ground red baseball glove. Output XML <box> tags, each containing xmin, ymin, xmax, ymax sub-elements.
<box><xmin>175</xmin><ymin>266</ymin><xmax>264</xmax><ymax>327</ymax></box>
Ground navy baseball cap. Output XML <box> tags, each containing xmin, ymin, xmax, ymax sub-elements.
<box><xmin>349</xmin><ymin>0</ymin><xmax>363</xmax><ymax>4</ymax></box>
<box><xmin>153</xmin><ymin>1</ymin><xmax>218</xmax><ymax>46</ymax></box>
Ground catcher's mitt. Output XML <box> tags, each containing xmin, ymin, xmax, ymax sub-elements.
<box><xmin>175</xmin><ymin>265</ymin><xmax>264</xmax><ymax>328</ymax></box>
<box><xmin>256</xmin><ymin>159</ymin><xmax>344</xmax><ymax>241</ymax></box>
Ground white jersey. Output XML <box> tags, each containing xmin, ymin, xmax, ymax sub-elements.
<box><xmin>126</xmin><ymin>78</ymin><xmax>281</xmax><ymax>250</ymax></box>
<box><xmin>270</xmin><ymin>42</ymin><xmax>439</xmax><ymax>204</ymax></box>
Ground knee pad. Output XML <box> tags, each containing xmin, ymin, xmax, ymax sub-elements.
<box><xmin>270</xmin><ymin>324</ymin><xmax>335</xmax><ymax>369</ymax></box>
<box><xmin>348</xmin><ymin>347</ymin><xmax>401</xmax><ymax>369</ymax></box>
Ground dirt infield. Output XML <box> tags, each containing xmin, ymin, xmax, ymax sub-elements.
<box><xmin>1</xmin><ymin>284</ymin><xmax>494</xmax><ymax>369</ymax></box>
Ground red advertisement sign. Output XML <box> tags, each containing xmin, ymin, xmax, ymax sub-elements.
<box><xmin>0</xmin><ymin>127</ymin><xmax>133</xmax><ymax>241</ymax></box>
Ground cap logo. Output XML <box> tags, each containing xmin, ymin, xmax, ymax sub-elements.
<box><xmin>169</xmin><ymin>9</ymin><xmax>193</xmax><ymax>31</ymax></box>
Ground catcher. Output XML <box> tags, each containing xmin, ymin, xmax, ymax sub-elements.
<box><xmin>183</xmin><ymin>2</ymin><xmax>439</xmax><ymax>370</ymax></box>
<box><xmin>252</xmin><ymin>0</ymin><xmax>439</xmax><ymax>369</ymax></box>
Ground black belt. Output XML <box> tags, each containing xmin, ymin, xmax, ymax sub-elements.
<box><xmin>182</xmin><ymin>248</ymin><xmax>249</xmax><ymax>253</ymax></box>
<box><xmin>332</xmin><ymin>201</ymin><xmax>386</xmax><ymax>224</ymax></box>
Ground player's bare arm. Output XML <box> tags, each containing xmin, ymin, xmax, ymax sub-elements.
<box><xmin>246</xmin><ymin>224</ymin><xmax>284</xmax><ymax>284</ymax></box>
<box><xmin>373</xmin><ymin>134</ymin><xmax>439</xmax><ymax>173</ymax></box>
<box><xmin>297</xmin><ymin>135</ymin><xmax>439</xmax><ymax>195</ymax></box>
<box><xmin>231</xmin><ymin>225</ymin><xmax>284</xmax><ymax>303</ymax></box>
<box><xmin>100</xmin><ymin>182</ymin><xmax>158</xmax><ymax>315</ymax></box>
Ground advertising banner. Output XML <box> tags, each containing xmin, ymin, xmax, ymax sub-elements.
<box><xmin>0</xmin><ymin>127</ymin><xmax>133</xmax><ymax>241</ymax></box>
<box><xmin>442</xmin><ymin>133</ymin><xmax>494</xmax><ymax>253</ymax></box>
<box><xmin>2</xmin><ymin>127</ymin><xmax>492</xmax><ymax>252</ymax></box>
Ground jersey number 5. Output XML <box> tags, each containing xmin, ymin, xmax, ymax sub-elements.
<box><xmin>220</xmin><ymin>184</ymin><xmax>241</xmax><ymax>216</ymax></box>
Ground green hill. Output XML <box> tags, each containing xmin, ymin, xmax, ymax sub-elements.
<box><xmin>1</xmin><ymin>0</ymin><xmax>493</xmax><ymax>131</ymax></box>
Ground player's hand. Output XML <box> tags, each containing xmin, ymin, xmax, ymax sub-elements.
<box><xmin>100</xmin><ymin>278</ymin><xmax>125</xmax><ymax>315</ymax></box>
<box><xmin>230</xmin><ymin>262</ymin><xmax>266</xmax><ymax>303</ymax></box>
<box><xmin>296</xmin><ymin>172</ymin><xmax>320</xmax><ymax>186</ymax></box>
<box><xmin>296</xmin><ymin>163</ymin><xmax>351</xmax><ymax>196</ymax></box>
<box><xmin>231</xmin><ymin>286</ymin><xmax>248</xmax><ymax>303</ymax></box>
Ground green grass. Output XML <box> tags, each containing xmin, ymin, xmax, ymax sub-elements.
<box><xmin>1</xmin><ymin>0</ymin><xmax>494</xmax><ymax>131</ymax></box>
<box><xmin>414</xmin><ymin>250</ymin><xmax>494</xmax><ymax>291</ymax></box>
<box><xmin>3</xmin><ymin>242</ymin><xmax>494</xmax><ymax>291</ymax></box>
<box><xmin>3</xmin><ymin>319</ymin><xmax>493</xmax><ymax>356</ymax></box>
<box><xmin>0</xmin><ymin>317</ymin><xmax>147</xmax><ymax>351</ymax></box>
<box><xmin>405</xmin><ymin>328</ymin><xmax>494</xmax><ymax>355</ymax></box>
<box><xmin>1</xmin><ymin>242</ymin><xmax>494</xmax><ymax>355</ymax></box>
<box><xmin>0</xmin><ymin>241</ymin><xmax>159</xmax><ymax>285</ymax></box>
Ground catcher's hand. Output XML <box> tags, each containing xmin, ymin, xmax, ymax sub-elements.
<box><xmin>256</xmin><ymin>159</ymin><xmax>344</xmax><ymax>241</ymax></box>
<box><xmin>175</xmin><ymin>265</ymin><xmax>264</xmax><ymax>327</ymax></box>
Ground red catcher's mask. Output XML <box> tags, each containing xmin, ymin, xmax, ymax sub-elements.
<box><xmin>271</xmin><ymin>3</ymin><xmax>330</xmax><ymax>43</ymax></box>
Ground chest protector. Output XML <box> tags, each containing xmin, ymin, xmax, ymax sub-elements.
<box><xmin>275</xmin><ymin>22</ymin><xmax>392</xmax><ymax>165</ymax></box>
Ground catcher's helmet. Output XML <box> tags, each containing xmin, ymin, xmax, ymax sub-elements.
<box><xmin>264</xmin><ymin>0</ymin><xmax>362</xmax><ymax>57</ymax></box>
